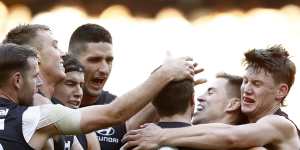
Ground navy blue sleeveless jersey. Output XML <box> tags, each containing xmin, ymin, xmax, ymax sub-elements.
<box><xmin>76</xmin><ymin>134</ymin><xmax>88</xmax><ymax>150</ymax></box>
<box><xmin>0</xmin><ymin>97</ymin><xmax>34</xmax><ymax>150</ymax></box>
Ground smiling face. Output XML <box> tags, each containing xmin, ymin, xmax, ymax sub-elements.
<box><xmin>54</xmin><ymin>71</ymin><xmax>84</xmax><ymax>109</ymax></box>
<box><xmin>240</xmin><ymin>67</ymin><xmax>280</xmax><ymax>121</ymax></box>
<box><xmin>34</xmin><ymin>30</ymin><xmax>65</xmax><ymax>84</ymax></box>
<box><xmin>78</xmin><ymin>42</ymin><xmax>113</xmax><ymax>97</ymax></box>
<box><xmin>192</xmin><ymin>78</ymin><xmax>230</xmax><ymax>124</ymax></box>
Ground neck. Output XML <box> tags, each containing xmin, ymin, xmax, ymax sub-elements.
<box><xmin>0</xmin><ymin>88</ymin><xmax>18</xmax><ymax>104</ymax></box>
<box><xmin>39</xmin><ymin>73</ymin><xmax>56</xmax><ymax>98</ymax></box>
<box><xmin>159</xmin><ymin>110</ymin><xmax>192</xmax><ymax>124</ymax></box>
<box><xmin>248</xmin><ymin>104</ymin><xmax>280</xmax><ymax>123</ymax></box>
<box><xmin>81</xmin><ymin>93</ymin><xmax>99</xmax><ymax>107</ymax></box>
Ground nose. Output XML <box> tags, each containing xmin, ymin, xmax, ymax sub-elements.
<box><xmin>98</xmin><ymin>60</ymin><xmax>110</xmax><ymax>75</ymax></box>
<box><xmin>73</xmin><ymin>85</ymin><xmax>83</xmax><ymax>100</ymax></box>
<box><xmin>242</xmin><ymin>83</ymin><xmax>253</xmax><ymax>95</ymax></box>
<box><xmin>197</xmin><ymin>96</ymin><xmax>206</xmax><ymax>103</ymax></box>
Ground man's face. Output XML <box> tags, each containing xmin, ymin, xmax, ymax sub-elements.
<box><xmin>192</xmin><ymin>78</ymin><xmax>229</xmax><ymax>124</ymax></box>
<box><xmin>54</xmin><ymin>71</ymin><xmax>84</xmax><ymax>109</ymax></box>
<box><xmin>34</xmin><ymin>30</ymin><xmax>65</xmax><ymax>83</ymax></box>
<box><xmin>19</xmin><ymin>57</ymin><xmax>40</xmax><ymax>106</ymax></box>
<box><xmin>78</xmin><ymin>42</ymin><xmax>113</xmax><ymax>97</ymax></box>
<box><xmin>240</xmin><ymin>68</ymin><xmax>278</xmax><ymax>118</ymax></box>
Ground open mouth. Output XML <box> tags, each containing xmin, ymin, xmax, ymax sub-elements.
<box><xmin>91</xmin><ymin>78</ymin><xmax>105</xmax><ymax>87</ymax></box>
<box><xmin>243</xmin><ymin>96</ymin><xmax>255</xmax><ymax>104</ymax></box>
<box><xmin>196</xmin><ymin>104</ymin><xmax>205</xmax><ymax>111</ymax></box>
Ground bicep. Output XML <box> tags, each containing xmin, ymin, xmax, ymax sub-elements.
<box><xmin>225</xmin><ymin>116</ymin><xmax>291</xmax><ymax>148</ymax></box>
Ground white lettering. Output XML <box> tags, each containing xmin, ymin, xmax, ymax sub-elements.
<box><xmin>98</xmin><ymin>136</ymin><xmax>119</xmax><ymax>143</ymax></box>
<box><xmin>0</xmin><ymin>119</ymin><xmax>4</xmax><ymax>130</ymax></box>
<box><xmin>0</xmin><ymin>109</ymin><xmax>8</xmax><ymax>116</ymax></box>
<box><xmin>64</xmin><ymin>141</ymin><xmax>71</xmax><ymax>150</ymax></box>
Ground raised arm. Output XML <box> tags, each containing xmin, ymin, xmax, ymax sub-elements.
<box><xmin>79</xmin><ymin>57</ymin><xmax>199</xmax><ymax>132</ymax></box>
<box><xmin>33</xmin><ymin>57</ymin><xmax>200</xmax><ymax>134</ymax></box>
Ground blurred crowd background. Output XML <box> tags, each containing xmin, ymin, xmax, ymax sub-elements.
<box><xmin>0</xmin><ymin>0</ymin><xmax>299</xmax><ymax>126</ymax></box>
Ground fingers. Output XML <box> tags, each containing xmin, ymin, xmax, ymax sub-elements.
<box><xmin>123</xmin><ymin>133</ymin><xmax>141</xmax><ymax>143</ymax></box>
<box><xmin>194</xmin><ymin>67</ymin><xmax>204</xmax><ymax>74</ymax></box>
<box><xmin>122</xmin><ymin>129</ymin><xmax>141</xmax><ymax>142</ymax></box>
<box><xmin>179</xmin><ymin>56</ymin><xmax>193</xmax><ymax>61</ymax></box>
<box><xmin>122</xmin><ymin>141</ymin><xmax>140</xmax><ymax>150</ymax></box>
<box><xmin>132</xmin><ymin>145</ymin><xmax>145</xmax><ymax>150</ymax></box>
<box><xmin>194</xmin><ymin>78</ymin><xmax>207</xmax><ymax>86</ymax></box>
<box><xmin>140</xmin><ymin>123</ymin><xmax>151</xmax><ymax>128</ymax></box>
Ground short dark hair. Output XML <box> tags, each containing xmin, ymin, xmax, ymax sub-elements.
<box><xmin>2</xmin><ymin>24</ymin><xmax>50</xmax><ymax>45</ymax></box>
<box><xmin>216</xmin><ymin>72</ymin><xmax>243</xmax><ymax>99</ymax></box>
<box><xmin>68</xmin><ymin>23</ymin><xmax>112</xmax><ymax>57</ymax></box>
<box><xmin>243</xmin><ymin>45</ymin><xmax>296</xmax><ymax>94</ymax></box>
<box><xmin>62</xmin><ymin>54</ymin><xmax>84</xmax><ymax>73</ymax></box>
<box><xmin>152</xmin><ymin>79</ymin><xmax>194</xmax><ymax>117</ymax></box>
<box><xmin>0</xmin><ymin>43</ymin><xmax>37</xmax><ymax>87</ymax></box>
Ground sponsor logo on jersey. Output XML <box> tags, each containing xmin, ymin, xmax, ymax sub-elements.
<box><xmin>96</xmin><ymin>127</ymin><xmax>115</xmax><ymax>136</ymax></box>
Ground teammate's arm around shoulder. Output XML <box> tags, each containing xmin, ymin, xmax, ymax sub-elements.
<box><xmin>222</xmin><ymin>115</ymin><xmax>300</xmax><ymax>149</ymax></box>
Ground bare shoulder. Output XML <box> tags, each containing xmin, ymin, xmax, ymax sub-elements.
<box><xmin>257</xmin><ymin>115</ymin><xmax>298</xmax><ymax>139</ymax></box>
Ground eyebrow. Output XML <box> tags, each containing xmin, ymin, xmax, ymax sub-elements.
<box><xmin>208</xmin><ymin>87</ymin><xmax>215</xmax><ymax>92</ymax></box>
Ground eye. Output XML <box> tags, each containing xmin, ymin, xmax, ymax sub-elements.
<box><xmin>207</xmin><ymin>88</ymin><xmax>214</xmax><ymax>96</ymax></box>
<box><xmin>80</xmin><ymin>83</ymin><xmax>84</xmax><ymax>88</ymax></box>
<box><xmin>65</xmin><ymin>81</ymin><xmax>76</xmax><ymax>86</ymax></box>
<box><xmin>106</xmin><ymin>57</ymin><xmax>114</xmax><ymax>64</ymax></box>
<box><xmin>253</xmin><ymin>81</ymin><xmax>261</xmax><ymax>86</ymax></box>
<box><xmin>88</xmin><ymin>57</ymin><xmax>102</xmax><ymax>63</ymax></box>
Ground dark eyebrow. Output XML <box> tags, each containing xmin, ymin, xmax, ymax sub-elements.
<box><xmin>252</xmin><ymin>79</ymin><xmax>262</xmax><ymax>83</ymax></box>
<box><xmin>208</xmin><ymin>87</ymin><xmax>215</xmax><ymax>92</ymax></box>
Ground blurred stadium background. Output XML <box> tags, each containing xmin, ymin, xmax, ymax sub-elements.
<box><xmin>0</xmin><ymin>0</ymin><xmax>299</xmax><ymax>126</ymax></box>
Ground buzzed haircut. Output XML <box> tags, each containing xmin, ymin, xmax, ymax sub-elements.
<box><xmin>152</xmin><ymin>79</ymin><xmax>194</xmax><ymax>117</ymax></box>
<box><xmin>2</xmin><ymin>24</ymin><xmax>50</xmax><ymax>45</ymax></box>
<box><xmin>68</xmin><ymin>23</ymin><xmax>112</xmax><ymax>57</ymax></box>
<box><xmin>216</xmin><ymin>72</ymin><xmax>243</xmax><ymax>99</ymax></box>
<box><xmin>243</xmin><ymin>45</ymin><xmax>296</xmax><ymax>94</ymax></box>
<box><xmin>0</xmin><ymin>43</ymin><xmax>37</xmax><ymax>87</ymax></box>
<box><xmin>62</xmin><ymin>54</ymin><xmax>85</xmax><ymax>73</ymax></box>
